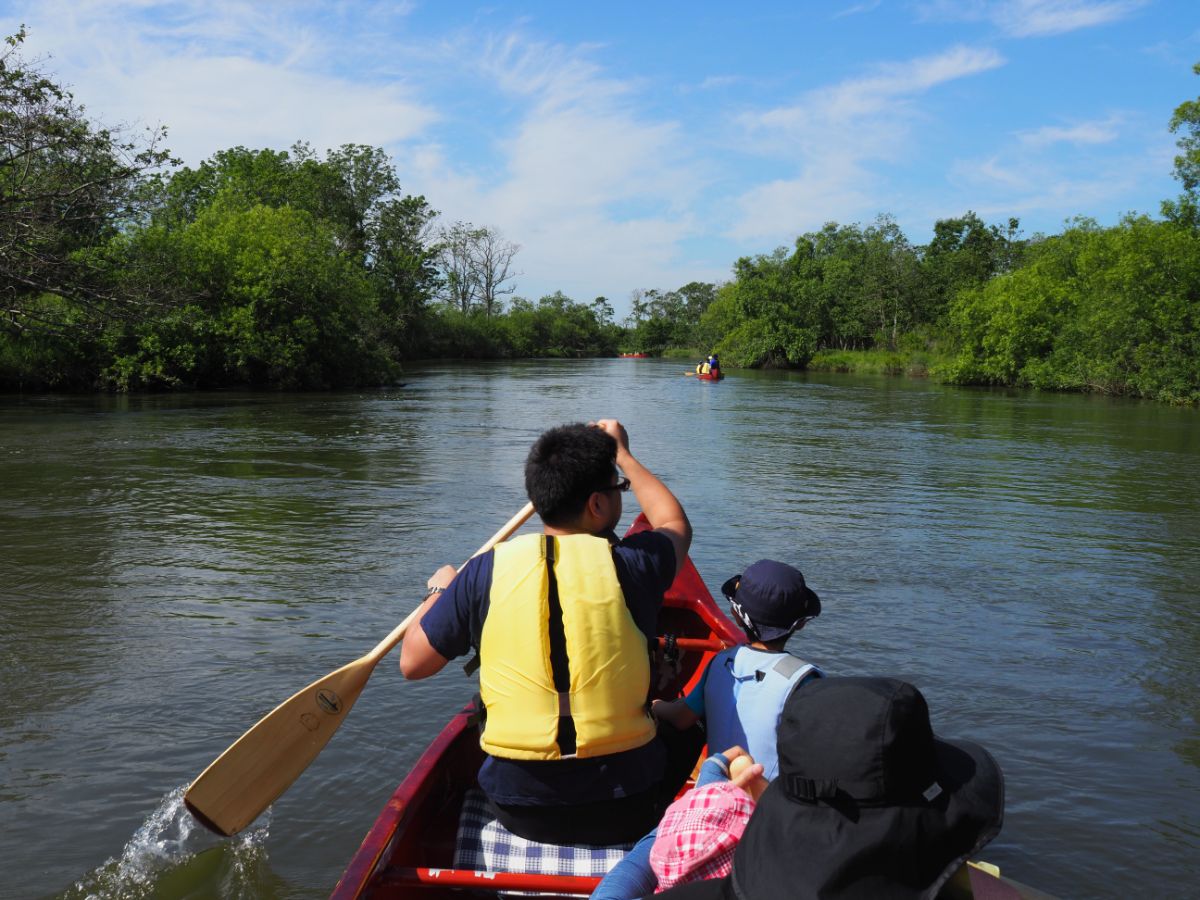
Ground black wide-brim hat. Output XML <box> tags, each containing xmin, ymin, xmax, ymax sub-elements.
<box><xmin>730</xmin><ymin>677</ymin><xmax>1004</xmax><ymax>900</ymax></box>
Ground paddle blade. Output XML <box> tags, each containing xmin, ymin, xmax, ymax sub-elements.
<box><xmin>184</xmin><ymin>656</ymin><xmax>374</xmax><ymax>836</ymax></box>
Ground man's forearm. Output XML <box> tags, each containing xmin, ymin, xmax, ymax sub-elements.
<box><xmin>619</xmin><ymin>448</ymin><xmax>692</xmax><ymax>552</ymax></box>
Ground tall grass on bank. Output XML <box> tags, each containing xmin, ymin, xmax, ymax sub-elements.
<box><xmin>807</xmin><ymin>348</ymin><xmax>952</xmax><ymax>378</ymax></box>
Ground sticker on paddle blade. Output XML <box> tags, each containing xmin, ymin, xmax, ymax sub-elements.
<box><xmin>316</xmin><ymin>689</ymin><xmax>343</xmax><ymax>715</ymax></box>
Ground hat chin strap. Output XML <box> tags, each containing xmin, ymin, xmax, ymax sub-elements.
<box><xmin>729</xmin><ymin>600</ymin><xmax>761</xmax><ymax>642</ymax></box>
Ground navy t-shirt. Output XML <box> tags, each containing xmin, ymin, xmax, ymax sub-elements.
<box><xmin>420</xmin><ymin>529</ymin><xmax>677</xmax><ymax>806</ymax></box>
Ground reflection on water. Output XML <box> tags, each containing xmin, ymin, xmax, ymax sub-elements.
<box><xmin>0</xmin><ymin>361</ymin><xmax>1196</xmax><ymax>898</ymax></box>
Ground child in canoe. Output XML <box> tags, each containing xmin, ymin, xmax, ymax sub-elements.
<box><xmin>591</xmin><ymin>560</ymin><xmax>824</xmax><ymax>899</ymax></box>
<box><xmin>653</xmin><ymin>559</ymin><xmax>824</xmax><ymax>780</ymax></box>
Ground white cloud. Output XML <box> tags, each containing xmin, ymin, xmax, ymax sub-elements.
<box><xmin>9</xmin><ymin>0</ymin><xmax>436</xmax><ymax>164</ymax></box>
<box><xmin>834</xmin><ymin>1</ymin><xmax>883</xmax><ymax>19</ymax></box>
<box><xmin>393</xmin><ymin>32</ymin><xmax>711</xmax><ymax>303</ymax></box>
<box><xmin>996</xmin><ymin>0</ymin><xmax>1147</xmax><ymax>37</ymax></box>
<box><xmin>1018</xmin><ymin>116</ymin><xmax>1123</xmax><ymax>146</ymax></box>
<box><xmin>728</xmin><ymin>46</ymin><xmax>1005</xmax><ymax>240</ymax></box>
<box><xmin>917</xmin><ymin>0</ymin><xmax>1147</xmax><ymax>37</ymax></box>
<box><xmin>942</xmin><ymin>129</ymin><xmax>1172</xmax><ymax>227</ymax></box>
<box><xmin>732</xmin><ymin>168</ymin><xmax>877</xmax><ymax>243</ymax></box>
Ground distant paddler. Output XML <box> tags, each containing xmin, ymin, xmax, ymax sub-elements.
<box><xmin>692</xmin><ymin>353</ymin><xmax>721</xmax><ymax>379</ymax></box>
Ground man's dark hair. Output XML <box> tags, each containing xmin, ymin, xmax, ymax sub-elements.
<box><xmin>525</xmin><ymin>424</ymin><xmax>617</xmax><ymax>527</ymax></box>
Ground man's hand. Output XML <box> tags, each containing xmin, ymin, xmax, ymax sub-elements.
<box><xmin>591</xmin><ymin>417</ymin><xmax>691</xmax><ymax>574</ymax></box>
<box><xmin>427</xmin><ymin>564</ymin><xmax>457</xmax><ymax>593</ymax></box>
<box><xmin>591</xmin><ymin>419</ymin><xmax>630</xmax><ymax>458</ymax></box>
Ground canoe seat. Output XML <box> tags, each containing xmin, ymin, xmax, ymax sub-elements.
<box><xmin>453</xmin><ymin>788</ymin><xmax>634</xmax><ymax>878</ymax></box>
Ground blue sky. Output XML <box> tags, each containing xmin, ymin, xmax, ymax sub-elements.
<box><xmin>4</xmin><ymin>1</ymin><xmax>1198</xmax><ymax>315</ymax></box>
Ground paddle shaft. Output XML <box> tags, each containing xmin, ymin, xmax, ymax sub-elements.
<box><xmin>184</xmin><ymin>501</ymin><xmax>536</xmax><ymax>836</ymax></box>
<box><xmin>363</xmin><ymin>501</ymin><xmax>536</xmax><ymax>666</ymax></box>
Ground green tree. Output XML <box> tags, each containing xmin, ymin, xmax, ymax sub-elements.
<box><xmin>370</xmin><ymin>194</ymin><xmax>439</xmax><ymax>349</ymax></box>
<box><xmin>945</xmin><ymin>216</ymin><xmax>1200</xmax><ymax>403</ymax></box>
<box><xmin>1163</xmin><ymin>61</ymin><xmax>1200</xmax><ymax>229</ymax></box>
<box><xmin>106</xmin><ymin>200</ymin><xmax>388</xmax><ymax>389</ymax></box>
<box><xmin>1</xmin><ymin>28</ymin><xmax>174</xmax><ymax>334</ymax></box>
<box><xmin>920</xmin><ymin>212</ymin><xmax>1023</xmax><ymax>326</ymax></box>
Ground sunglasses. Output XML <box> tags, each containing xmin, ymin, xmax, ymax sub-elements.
<box><xmin>596</xmin><ymin>476</ymin><xmax>632</xmax><ymax>494</ymax></box>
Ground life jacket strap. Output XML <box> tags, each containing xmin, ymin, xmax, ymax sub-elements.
<box><xmin>545</xmin><ymin>535</ymin><xmax>577</xmax><ymax>756</ymax></box>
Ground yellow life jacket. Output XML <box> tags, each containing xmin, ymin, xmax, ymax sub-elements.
<box><xmin>699</xmin><ymin>362</ymin><xmax>710</xmax><ymax>374</ymax></box>
<box><xmin>479</xmin><ymin>532</ymin><xmax>656</xmax><ymax>760</ymax></box>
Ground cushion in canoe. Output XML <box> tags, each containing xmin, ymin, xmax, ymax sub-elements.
<box><xmin>453</xmin><ymin>788</ymin><xmax>634</xmax><ymax>878</ymax></box>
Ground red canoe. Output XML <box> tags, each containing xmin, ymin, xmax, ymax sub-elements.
<box><xmin>619</xmin><ymin>352</ymin><xmax>649</xmax><ymax>358</ymax></box>
<box><xmin>696</xmin><ymin>371</ymin><xmax>722</xmax><ymax>381</ymax></box>
<box><xmin>331</xmin><ymin>515</ymin><xmax>741</xmax><ymax>899</ymax></box>
<box><xmin>331</xmin><ymin>519</ymin><xmax>1046</xmax><ymax>900</ymax></box>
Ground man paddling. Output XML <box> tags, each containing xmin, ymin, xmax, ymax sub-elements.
<box><xmin>400</xmin><ymin>419</ymin><xmax>697</xmax><ymax>845</ymax></box>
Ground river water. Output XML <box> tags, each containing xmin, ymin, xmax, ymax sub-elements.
<box><xmin>1</xmin><ymin>358</ymin><xmax>1196</xmax><ymax>899</ymax></box>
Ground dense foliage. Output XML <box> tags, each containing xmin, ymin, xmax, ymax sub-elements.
<box><xmin>1</xmin><ymin>26</ymin><xmax>174</xmax><ymax>385</ymax></box>
<box><xmin>944</xmin><ymin>217</ymin><xmax>1200</xmax><ymax>402</ymax></box>
<box><xmin>2</xmin><ymin>29</ymin><xmax>1198</xmax><ymax>403</ymax></box>
<box><xmin>696</xmin><ymin>213</ymin><xmax>1020</xmax><ymax>368</ymax></box>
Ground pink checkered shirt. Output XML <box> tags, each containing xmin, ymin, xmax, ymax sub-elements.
<box><xmin>650</xmin><ymin>781</ymin><xmax>756</xmax><ymax>891</ymax></box>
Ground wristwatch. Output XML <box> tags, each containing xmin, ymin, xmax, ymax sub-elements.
<box><xmin>424</xmin><ymin>585</ymin><xmax>445</xmax><ymax>600</ymax></box>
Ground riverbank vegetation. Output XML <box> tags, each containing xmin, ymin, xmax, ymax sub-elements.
<box><xmin>2</xmin><ymin>30</ymin><xmax>1198</xmax><ymax>402</ymax></box>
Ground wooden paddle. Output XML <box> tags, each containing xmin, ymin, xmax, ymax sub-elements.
<box><xmin>184</xmin><ymin>501</ymin><xmax>536</xmax><ymax>837</ymax></box>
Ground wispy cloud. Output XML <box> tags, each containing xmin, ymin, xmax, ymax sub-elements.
<box><xmin>695</xmin><ymin>75</ymin><xmax>745</xmax><ymax>91</ymax></box>
<box><xmin>10</xmin><ymin>0</ymin><xmax>436</xmax><ymax>163</ymax></box>
<box><xmin>1018</xmin><ymin>115</ymin><xmax>1123</xmax><ymax>146</ymax></box>
<box><xmin>997</xmin><ymin>0</ymin><xmax>1147</xmax><ymax>37</ymax></box>
<box><xmin>728</xmin><ymin>45</ymin><xmax>1005</xmax><ymax>240</ymax></box>
<box><xmin>399</xmin><ymin>31</ymin><xmax>712</xmax><ymax>300</ymax></box>
<box><xmin>834</xmin><ymin>0</ymin><xmax>883</xmax><ymax>18</ymax></box>
<box><xmin>745</xmin><ymin>45</ymin><xmax>1003</xmax><ymax>139</ymax></box>
<box><xmin>917</xmin><ymin>0</ymin><xmax>1147</xmax><ymax>37</ymax></box>
<box><xmin>943</xmin><ymin>127</ymin><xmax>1173</xmax><ymax>228</ymax></box>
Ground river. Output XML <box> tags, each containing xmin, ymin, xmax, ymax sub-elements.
<box><xmin>1</xmin><ymin>358</ymin><xmax>1196</xmax><ymax>899</ymax></box>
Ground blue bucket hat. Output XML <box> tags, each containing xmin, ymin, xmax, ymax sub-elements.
<box><xmin>721</xmin><ymin>559</ymin><xmax>821</xmax><ymax>642</ymax></box>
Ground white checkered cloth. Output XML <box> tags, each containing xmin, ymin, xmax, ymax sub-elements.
<box><xmin>453</xmin><ymin>788</ymin><xmax>634</xmax><ymax>878</ymax></box>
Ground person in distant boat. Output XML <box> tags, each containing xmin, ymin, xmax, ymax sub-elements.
<box><xmin>651</xmin><ymin>560</ymin><xmax>823</xmax><ymax>781</ymax></box>
<box><xmin>696</xmin><ymin>361</ymin><xmax>710</xmax><ymax>375</ymax></box>
<box><xmin>707</xmin><ymin>353</ymin><xmax>720</xmax><ymax>376</ymax></box>
<box><xmin>400</xmin><ymin>419</ymin><xmax>699</xmax><ymax>845</ymax></box>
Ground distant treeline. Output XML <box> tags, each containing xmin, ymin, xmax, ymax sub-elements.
<box><xmin>2</xmin><ymin>29</ymin><xmax>1198</xmax><ymax>403</ymax></box>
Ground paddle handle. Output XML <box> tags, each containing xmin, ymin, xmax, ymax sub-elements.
<box><xmin>365</xmin><ymin>501</ymin><xmax>536</xmax><ymax>665</ymax></box>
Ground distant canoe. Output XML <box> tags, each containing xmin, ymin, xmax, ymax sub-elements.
<box><xmin>619</xmin><ymin>353</ymin><xmax>649</xmax><ymax>358</ymax></box>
